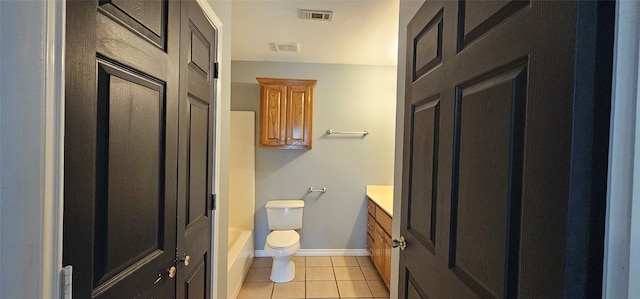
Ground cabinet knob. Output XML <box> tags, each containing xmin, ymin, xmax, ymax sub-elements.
<box><xmin>392</xmin><ymin>236</ymin><xmax>407</xmax><ymax>251</ymax></box>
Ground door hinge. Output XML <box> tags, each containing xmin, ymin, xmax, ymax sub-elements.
<box><xmin>213</xmin><ymin>62</ymin><xmax>219</xmax><ymax>79</ymax></box>
<box><xmin>211</xmin><ymin>194</ymin><xmax>217</xmax><ymax>210</ymax></box>
<box><xmin>62</xmin><ymin>265</ymin><xmax>73</xmax><ymax>299</ymax></box>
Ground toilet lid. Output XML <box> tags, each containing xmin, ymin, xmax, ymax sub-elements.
<box><xmin>266</xmin><ymin>230</ymin><xmax>299</xmax><ymax>249</ymax></box>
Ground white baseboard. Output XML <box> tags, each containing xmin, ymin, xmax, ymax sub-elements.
<box><xmin>254</xmin><ymin>249</ymin><xmax>370</xmax><ymax>258</ymax></box>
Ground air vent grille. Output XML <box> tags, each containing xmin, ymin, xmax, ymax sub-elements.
<box><xmin>300</xmin><ymin>10</ymin><xmax>333</xmax><ymax>21</ymax></box>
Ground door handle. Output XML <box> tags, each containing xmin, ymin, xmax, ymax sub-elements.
<box><xmin>154</xmin><ymin>266</ymin><xmax>177</xmax><ymax>284</ymax></box>
<box><xmin>168</xmin><ymin>266</ymin><xmax>177</xmax><ymax>278</ymax></box>
<box><xmin>392</xmin><ymin>236</ymin><xmax>407</xmax><ymax>251</ymax></box>
<box><xmin>180</xmin><ymin>255</ymin><xmax>191</xmax><ymax>266</ymax></box>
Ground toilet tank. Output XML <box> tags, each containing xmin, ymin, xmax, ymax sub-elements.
<box><xmin>266</xmin><ymin>200</ymin><xmax>304</xmax><ymax>230</ymax></box>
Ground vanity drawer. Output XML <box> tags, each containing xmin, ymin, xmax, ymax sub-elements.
<box><xmin>375</xmin><ymin>206</ymin><xmax>392</xmax><ymax>236</ymax></box>
<box><xmin>367</xmin><ymin>234</ymin><xmax>374</xmax><ymax>254</ymax></box>
<box><xmin>367</xmin><ymin>214</ymin><xmax>375</xmax><ymax>237</ymax></box>
<box><xmin>367</xmin><ymin>199</ymin><xmax>376</xmax><ymax>216</ymax></box>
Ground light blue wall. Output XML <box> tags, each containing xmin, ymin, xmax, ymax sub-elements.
<box><xmin>231</xmin><ymin>60</ymin><xmax>397</xmax><ymax>250</ymax></box>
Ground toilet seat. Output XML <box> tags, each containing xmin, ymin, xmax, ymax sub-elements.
<box><xmin>266</xmin><ymin>230</ymin><xmax>299</xmax><ymax>249</ymax></box>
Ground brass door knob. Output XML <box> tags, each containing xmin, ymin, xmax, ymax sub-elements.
<box><xmin>181</xmin><ymin>255</ymin><xmax>191</xmax><ymax>266</ymax></box>
<box><xmin>168</xmin><ymin>266</ymin><xmax>177</xmax><ymax>278</ymax></box>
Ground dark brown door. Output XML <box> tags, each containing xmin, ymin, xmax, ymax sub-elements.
<box><xmin>64</xmin><ymin>0</ymin><xmax>180</xmax><ymax>297</ymax></box>
<box><xmin>399</xmin><ymin>1</ymin><xmax>613</xmax><ymax>298</ymax></box>
<box><xmin>175</xmin><ymin>1</ymin><xmax>216</xmax><ymax>299</ymax></box>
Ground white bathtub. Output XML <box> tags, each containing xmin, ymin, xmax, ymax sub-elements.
<box><xmin>227</xmin><ymin>228</ymin><xmax>254</xmax><ymax>299</ymax></box>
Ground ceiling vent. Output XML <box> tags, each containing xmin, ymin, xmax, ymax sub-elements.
<box><xmin>272</xmin><ymin>43</ymin><xmax>300</xmax><ymax>52</ymax></box>
<box><xmin>300</xmin><ymin>9</ymin><xmax>333</xmax><ymax>21</ymax></box>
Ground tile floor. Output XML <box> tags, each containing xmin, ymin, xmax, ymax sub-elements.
<box><xmin>237</xmin><ymin>256</ymin><xmax>390</xmax><ymax>299</ymax></box>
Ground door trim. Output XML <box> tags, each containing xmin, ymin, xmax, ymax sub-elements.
<box><xmin>603</xmin><ymin>1</ymin><xmax>640</xmax><ymax>298</ymax></box>
<box><xmin>43</xmin><ymin>0</ymin><xmax>66</xmax><ymax>298</ymax></box>
<box><xmin>0</xmin><ymin>0</ymin><xmax>67</xmax><ymax>297</ymax></box>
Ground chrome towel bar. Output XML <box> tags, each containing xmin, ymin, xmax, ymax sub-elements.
<box><xmin>326</xmin><ymin>129</ymin><xmax>369</xmax><ymax>136</ymax></box>
<box><xmin>308</xmin><ymin>187</ymin><xmax>327</xmax><ymax>193</ymax></box>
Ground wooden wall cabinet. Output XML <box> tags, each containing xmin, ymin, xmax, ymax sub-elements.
<box><xmin>257</xmin><ymin>77</ymin><xmax>317</xmax><ymax>149</ymax></box>
<box><xmin>367</xmin><ymin>199</ymin><xmax>392</xmax><ymax>289</ymax></box>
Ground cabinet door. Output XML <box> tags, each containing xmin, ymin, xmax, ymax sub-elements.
<box><xmin>373</xmin><ymin>225</ymin><xmax>384</xmax><ymax>274</ymax></box>
<box><xmin>382</xmin><ymin>231</ymin><xmax>392</xmax><ymax>288</ymax></box>
<box><xmin>375</xmin><ymin>225</ymin><xmax>391</xmax><ymax>288</ymax></box>
<box><xmin>367</xmin><ymin>214</ymin><xmax>375</xmax><ymax>239</ymax></box>
<box><xmin>260</xmin><ymin>84</ymin><xmax>287</xmax><ymax>146</ymax></box>
<box><xmin>286</xmin><ymin>84</ymin><xmax>313</xmax><ymax>148</ymax></box>
<box><xmin>367</xmin><ymin>234</ymin><xmax>374</xmax><ymax>256</ymax></box>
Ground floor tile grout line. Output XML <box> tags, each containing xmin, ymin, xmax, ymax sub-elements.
<box><xmin>242</xmin><ymin>256</ymin><xmax>386</xmax><ymax>299</ymax></box>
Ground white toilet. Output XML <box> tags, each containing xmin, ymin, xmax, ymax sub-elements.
<box><xmin>264</xmin><ymin>200</ymin><xmax>304</xmax><ymax>283</ymax></box>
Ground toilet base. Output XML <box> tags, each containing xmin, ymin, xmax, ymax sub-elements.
<box><xmin>264</xmin><ymin>230</ymin><xmax>300</xmax><ymax>283</ymax></box>
<box><xmin>270</xmin><ymin>256</ymin><xmax>295</xmax><ymax>283</ymax></box>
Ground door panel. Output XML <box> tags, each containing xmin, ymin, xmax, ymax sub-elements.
<box><xmin>400</xmin><ymin>1</ymin><xmax>613</xmax><ymax>298</ymax></box>
<box><xmin>460</xmin><ymin>0</ymin><xmax>529</xmax><ymax>47</ymax></box>
<box><xmin>262</xmin><ymin>85</ymin><xmax>287</xmax><ymax>146</ymax></box>
<box><xmin>64</xmin><ymin>0</ymin><xmax>179</xmax><ymax>297</ymax></box>
<box><xmin>185</xmin><ymin>261</ymin><xmax>207</xmax><ymax>299</ymax></box>
<box><xmin>96</xmin><ymin>61</ymin><xmax>166</xmax><ymax>287</ymax></box>
<box><xmin>186</xmin><ymin>97</ymin><xmax>211</xmax><ymax>226</ymax></box>
<box><xmin>449</xmin><ymin>64</ymin><xmax>527</xmax><ymax>298</ymax></box>
<box><xmin>406</xmin><ymin>277</ymin><xmax>425</xmax><ymax>299</ymax></box>
<box><xmin>177</xmin><ymin>1</ymin><xmax>216</xmax><ymax>298</ymax></box>
<box><xmin>99</xmin><ymin>0</ymin><xmax>165</xmax><ymax>47</ymax></box>
<box><xmin>408</xmin><ymin>98</ymin><xmax>440</xmax><ymax>253</ymax></box>
<box><xmin>287</xmin><ymin>85</ymin><xmax>309</xmax><ymax>144</ymax></box>
<box><xmin>413</xmin><ymin>10</ymin><xmax>442</xmax><ymax>79</ymax></box>
<box><xmin>96</xmin><ymin>6</ymin><xmax>168</xmax><ymax>76</ymax></box>
<box><xmin>189</xmin><ymin>24</ymin><xmax>211</xmax><ymax>79</ymax></box>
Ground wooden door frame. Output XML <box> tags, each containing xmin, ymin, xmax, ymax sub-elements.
<box><xmin>390</xmin><ymin>1</ymin><xmax>640</xmax><ymax>299</ymax></box>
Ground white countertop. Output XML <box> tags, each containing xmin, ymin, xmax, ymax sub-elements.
<box><xmin>366</xmin><ymin>185</ymin><xmax>393</xmax><ymax>216</ymax></box>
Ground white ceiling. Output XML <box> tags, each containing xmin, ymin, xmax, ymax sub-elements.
<box><xmin>231</xmin><ymin>0</ymin><xmax>401</xmax><ymax>66</ymax></box>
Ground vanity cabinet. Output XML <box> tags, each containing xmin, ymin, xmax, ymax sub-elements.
<box><xmin>256</xmin><ymin>77</ymin><xmax>317</xmax><ymax>149</ymax></box>
<box><xmin>367</xmin><ymin>199</ymin><xmax>392</xmax><ymax>289</ymax></box>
